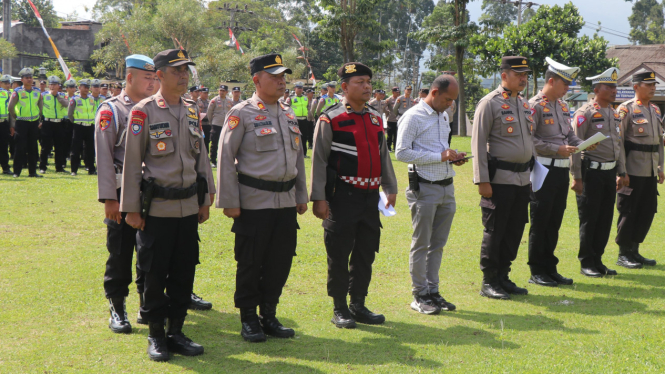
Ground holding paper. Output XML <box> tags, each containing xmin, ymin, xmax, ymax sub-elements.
<box><xmin>574</xmin><ymin>132</ymin><xmax>608</xmax><ymax>153</ymax></box>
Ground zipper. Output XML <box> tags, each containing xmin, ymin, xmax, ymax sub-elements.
<box><xmin>361</xmin><ymin>113</ymin><xmax>372</xmax><ymax>191</ymax></box>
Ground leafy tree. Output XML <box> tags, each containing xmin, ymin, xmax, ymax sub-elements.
<box><xmin>626</xmin><ymin>0</ymin><xmax>665</xmax><ymax>44</ymax></box>
<box><xmin>478</xmin><ymin>0</ymin><xmax>517</xmax><ymax>32</ymax></box>
<box><xmin>0</xmin><ymin>38</ymin><xmax>17</xmax><ymax>60</ymax></box>
<box><xmin>11</xmin><ymin>0</ymin><xmax>59</xmax><ymax>28</ymax></box>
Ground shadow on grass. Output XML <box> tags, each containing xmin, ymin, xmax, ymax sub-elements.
<box><xmin>618</xmin><ymin>272</ymin><xmax>665</xmax><ymax>286</ymax></box>
<box><xmin>444</xmin><ymin>310</ymin><xmax>598</xmax><ymax>334</ymax></box>
<box><xmin>571</xmin><ymin>282</ymin><xmax>664</xmax><ymax>298</ymax></box>
<box><xmin>513</xmin><ymin>294</ymin><xmax>665</xmax><ymax>316</ymax></box>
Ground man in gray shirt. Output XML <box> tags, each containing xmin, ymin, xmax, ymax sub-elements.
<box><xmin>396</xmin><ymin>75</ymin><xmax>468</xmax><ymax>315</ymax></box>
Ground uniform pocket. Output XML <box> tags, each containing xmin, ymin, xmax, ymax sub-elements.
<box><xmin>254</xmin><ymin>127</ymin><xmax>279</xmax><ymax>152</ymax></box>
<box><xmin>149</xmin><ymin>128</ymin><xmax>175</xmax><ymax>156</ymax></box>
<box><xmin>231</xmin><ymin>218</ymin><xmax>255</xmax><ymax>264</ymax></box>
<box><xmin>135</xmin><ymin>230</ymin><xmax>155</xmax><ymax>272</ymax></box>
<box><xmin>289</xmin><ymin>125</ymin><xmax>302</xmax><ymax>151</ymax></box>
<box><xmin>480</xmin><ymin>197</ymin><xmax>496</xmax><ymax>230</ymax></box>
<box><xmin>189</xmin><ymin>126</ymin><xmax>202</xmax><ymax>154</ymax></box>
<box><xmin>631</xmin><ymin>119</ymin><xmax>649</xmax><ymax>137</ymax></box>
<box><xmin>104</xmin><ymin>218</ymin><xmax>123</xmax><ymax>254</ymax></box>
<box><xmin>501</xmin><ymin>115</ymin><xmax>519</xmax><ymax>137</ymax></box>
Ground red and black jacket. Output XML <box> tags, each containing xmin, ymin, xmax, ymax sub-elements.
<box><xmin>322</xmin><ymin>103</ymin><xmax>385</xmax><ymax>190</ymax></box>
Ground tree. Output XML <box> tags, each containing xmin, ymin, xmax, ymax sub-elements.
<box><xmin>626</xmin><ymin>0</ymin><xmax>665</xmax><ymax>44</ymax></box>
<box><xmin>0</xmin><ymin>39</ymin><xmax>17</xmax><ymax>60</ymax></box>
<box><xmin>11</xmin><ymin>0</ymin><xmax>60</xmax><ymax>28</ymax></box>
<box><xmin>478</xmin><ymin>0</ymin><xmax>517</xmax><ymax>33</ymax></box>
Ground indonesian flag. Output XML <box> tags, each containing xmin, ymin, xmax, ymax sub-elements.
<box><xmin>229</xmin><ymin>28</ymin><xmax>244</xmax><ymax>54</ymax></box>
<box><xmin>173</xmin><ymin>36</ymin><xmax>200</xmax><ymax>86</ymax></box>
<box><xmin>27</xmin><ymin>0</ymin><xmax>71</xmax><ymax>79</ymax></box>
<box><xmin>292</xmin><ymin>33</ymin><xmax>316</xmax><ymax>83</ymax></box>
<box><xmin>292</xmin><ymin>33</ymin><xmax>303</xmax><ymax>48</ymax></box>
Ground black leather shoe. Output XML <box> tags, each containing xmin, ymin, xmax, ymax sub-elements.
<box><xmin>166</xmin><ymin>318</ymin><xmax>204</xmax><ymax>356</ymax></box>
<box><xmin>580</xmin><ymin>267</ymin><xmax>603</xmax><ymax>277</ymax></box>
<box><xmin>2</xmin><ymin>169</ymin><xmax>11</xmax><ymax>175</ymax></box>
<box><xmin>108</xmin><ymin>297</ymin><xmax>132</xmax><ymax>334</ymax></box>
<box><xmin>349</xmin><ymin>298</ymin><xmax>385</xmax><ymax>325</ymax></box>
<box><xmin>147</xmin><ymin>322</ymin><xmax>169</xmax><ymax>362</ymax></box>
<box><xmin>137</xmin><ymin>293</ymin><xmax>147</xmax><ymax>325</ymax></box>
<box><xmin>331</xmin><ymin>307</ymin><xmax>357</xmax><ymax>328</ymax></box>
<box><xmin>632</xmin><ymin>243</ymin><xmax>657</xmax><ymax>266</ymax></box>
<box><xmin>259</xmin><ymin>303</ymin><xmax>295</xmax><ymax>338</ymax></box>
<box><xmin>240</xmin><ymin>307</ymin><xmax>266</xmax><ymax>342</ymax></box>
<box><xmin>596</xmin><ymin>264</ymin><xmax>618</xmax><ymax>276</ymax></box>
<box><xmin>189</xmin><ymin>293</ymin><xmax>213</xmax><ymax>310</ymax></box>
<box><xmin>429</xmin><ymin>292</ymin><xmax>456</xmax><ymax>311</ymax></box>
<box><xmin>480</xmin><ymin>282</ymin><xmax>510</xmax><ymax>300</ymax></box>
<box><xmin>500</xmin><ymin>276</ymin><xmax>528</xmax><ymax>295</ymax></box>
<box><xmin>529</xmin><ymin>274</ymin><xmax>558</xmax><ymax>287</ymax></box>
<box><xmin>617</xmin><ymin>255</ymin><xmax>643</xmax><ymax>269</ymax></box>
<box><xmin>550</xmin><ymin>273</ymin><xmax>574</xmax><ymax>285</ymax></box>
<box><xmin>28</xmin><ymin>174</ymin><xmax>43</xmax><ymax>178</ymax></box>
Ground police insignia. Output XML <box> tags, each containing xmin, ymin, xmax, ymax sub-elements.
<box><xmin>638</xmin><ymin>127</ymin><xmax>645</xmax><ymax>133</ymax></box>
<box><xmin>286</xmin><ymin>113</ymin><xmax>295</xmax><ymax>120</ymax></box>
<box><xmin>255</xmin><ymin>115</ymin><xmax>266</xmax><ymax>121</ymax></box>
<box><xmin>130</xmin><ymin>110</ymin><xmax>146</xmax><ymax>135</ymax></box>
<box><xmin>614</xmin><ymin>112</ymin><xmax>620</xmax><ymax>119</ymax></box>
<box><xmin>539</xmin><ymin>102</ymin><xmax>547</xmax><ymax>107</ymax></box>
<box><xmin>502</xmin><ymin>92</ymin><xmax>509</xmax><ymax>100</ymax></box>
<box><xmin>505</xmin><ymin>116</ymin><xmax>515</xmax><ymax>122</ymax></box>
<box><xmin>527</xmin><ymin>116</ymin><xmax>534</xmax><ymax>122</ymax></box>
<box><xmin>99</xmin><ymin>110</ymin><xmax>113</xmax><ymax>131</ymax></box>
<box><xmin>501</xmin><ymin>104</ymin><xmax>510</xmax><ymax>110</ymax></box>
<box><xmin>345</xmin><ymin>64</ymin><xmax>357</xmax><ymax>74</ymax></box>
<box><xmin>124</xmin><ymin>96</ymin><xmax>131</xmax><ymax>104</ymax></box>
<box><xmin>634</xmin><ymin>108</ymin><xmax>642</xmax><ymax>114</ymax></box>
<box><xmin>295</xmin><ymin>136</ymin><xmax>300</xmax><ymax>145</ymax></box>
<box><xmin>593</xmin><ymin>113</ymin><xmax>603</xmax><ymax>118</ymax></box>
<box><xmin>156</xmin><ymin>141</ymin><xmax>166</xmax><ymax>151</ymax></box>
<box><xmin>530</xmin><ymin>124</ymin><xmax>533</xmax><ymax>132</ymax></box>
<box><xmin>157</xmin><ymin>98</ymin><xmax>166</xmax><ymax>108</ymax></box>
<box><xmin>260</xmin><ymin>128</ymin><xmax>273</xmax><ymax>135</ymax></box>
<box><xmin>507</xmin><ymin>126</ymin><xmax>514</xmax><ymax>133</ymax></box>
<box><xmin>636</xmin><ymin>118</ymin><xmax>648</xmax><ymax>124</ymax></box>
<box><xmin>523</xmin><ymin>103</ymin><xmax>529</xmax><ymax>109</ymax></box>
<box><xmin>543</xmin><ymin>107</ymin><xmax>551</xmax><ymax>113</ymax></box>
<box><xmin>636</xmin><ymin>100</ymin><xmax>643</xmax><ymax>106</ymax></box>
<box><xmin>177</xmin><ymin>50</ymin><xmax>185</xmax><ymax>59</ymax></box>
<box><xmin>319</xmin><ymin>116</ymin><xmax>330</xmax><ymax>124</ymax></box>
<box><xmin>370</xmin><ymin>114</ymin><xmax>380</xmax><ymax>125</ymax></box>
<box><xmin>228</xmin><ymin>116</ymin><xmax>240</xmax><ymax>130</ymax></box>
<box><xmin>165</xmin><ymin>130</ymin><xmax>172</xmax><ymax>136</ymax></box>
<box><xmin>289</xmin><ymin>125</ymin><xmax>301</xmax><ymax>134</ymax></box>
<box><xmin>593</xmin><ymin>102</ymin><xmax>601</xmax><ymax>110</ymax></box>
<box><xmin>576</xmin><ymin>116</ymin><xmax>586</xmax><ymax>127</ymax></box>
<box><xmin>188</xmin><ymin>107</ymin><xmax>196</xmax><ymax>113</ymax></box>
<box><xmin>596</xmin><ymin>124</ymin><xmax>603</xmax><ymax>129</ymax></box>
<box><xmin>257</xmin><ymin>102</ymin><xmax>267</xmax><ymax>111</ymax></box>
<box><xmin>530</xmin><ymin>108</ymin><xmax>536</xmax><ymax>116</ymax></box>
<box><xmin>194</xmin><ymin>140</ymin><xmax>199</xmax><ymax>149</ymax></box>
<box><xmin>275</xmin><ymin>55</ymin><xmax>282</xmax><ymax>64</ymax></box>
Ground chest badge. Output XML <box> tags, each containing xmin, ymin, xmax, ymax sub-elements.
<box><xmin>593</xmin><ymin>113</ymin><xmax>603</xmax><ymax>118</ymax></box>
<box><xmin>255</xmin><ymin>115</ymin><xmax>267</xmax><ymax>121</ymax></box>
<box><xmin>505</xmin><ymin>116</ymin><xmax>515</xmax><ymax>122</ymax></box>
<box><xmin>156</xmin><ymin>141</ymin><xmax>166</xmax><ymax>151</ymax></box>
<box><xmin>507</xmin><ymin>126</ymin><xmax>514</xmax><ymax>133</ymax></box>
<box><xmin>260</xmin><ymin>127</ymin><xmax>274</xmax><ymax>135</ymax></box>
<box><xmin>638</xmin><ymin>127</ymin><xmax>645</xmax><ymax>133</ymax></box>
<box><xmin>634</xmin><ymin>108</ymin><xmax>642</xmax><ymax>114</ymax></box>
<box><xmin>596</xmin><ymin>124</ymin><xmax>603</xmax><ymax>129</ymax></box>
<box><xmin>501</xmin><ymin>104</ymin><xmax>510</xmax><ymax>110</ymax></box>
<box><xmin>543</xmin><ymin>107</ymin><xmax>551</xmax><ymax>113</ymax></box>
<box><xmin>286</xmin><ymin>113</ymin><xmax>295</xmax><ymax>120</ymax></box>
<box><xmin>523</xmin><ymin>103</ymin><xmax>529</xmax><ymax>109</ymax></box>
<box><xmin>370</xmin><ymin>114</ymin><xmax>380</xmax><ymax>126</ymax></box>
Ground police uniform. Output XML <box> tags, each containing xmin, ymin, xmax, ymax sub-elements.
<box><xmin>290</xmin><ymin>82</ymin><xmax>311</xmax><ymax>156</ymax></box>
<box><xmin>315</xmin><ymin>82</ymin><xmax>340</xmax><ymax>117</ymax></box>
<box><xmin>216</xmin><ymin>53</ymin><xmax>307</xmax><ymax>342</ymax></box>
<box><xmin>121</xmin><ymin>49</ymin><xmax>210</xmax><ymax>361</ymax></box>
<box><xmin>231</xmin><ymin>86</ymin><xmax>243</xmax><ymax>106</ymax></box>
<box><xmin>614</xmin><ymin>71</ymin><xmax>664</xmax><ymax>268</ymax></box>
<box><xmin>38</xmin><ymin>76</ymin><xmax>69</xmax><ymax>173</ymax></box>
<box><xmin>96</xmin><ymin>55</ymin><xmax>155</xmax><ymax>333</ymax></box>
<box><xmin>0</xmin><ymin>75</ymin><xmax>12</xmax><ymax>174</ymax></box>
<box><xmin>392</xmin><ymin>87</ymin><xmax>416</xmax><ymax>121</ymax></box>
<box><xmin>207</xmin><ymin>85</ymin><xmax>233</xmax><ymax>166</ymax></box>
<box><xmin>471</xmin><ymin>56</ymin><xmax>537</xmax><ymax>299</ymax></box>
<box><xmin>571</xmin><ymin>67</ymin><xmax>625</xmax><ymax>277</ymax></box>
<box><xmin>527</xmin><ymin>58</ymin><xmax>584</xmax><ymax>286</ymax></box>
<box><xmin>278</xmin><ymin>89</ymin><xmax>291</xmax><ymax>106</ymax></box>
<box><xmin>310</xmin><ymin>62</ymin><xmax>397</xmax><ymax>328</ymax></box>
<box><xmin>91</xmin><ymin>79</ymin><xmax>107</xmax><ymax>108</ymax></box>
<box><xmin>368</xmin><ymin>92</ymin><xmax>386</xmax><ymax>117</ymax></box>
<box><xmin>385</xmin><ymin>88</ymin><xmax>400</xmax><ymax>151</ymax></box>
<box><xmin>67</xmin><ymin>79</ymin><xmax>97</xmax><ymax>175</ymax></box>
<box><xmin>8</xmin><ymin>68</ymin><xmax>43</xmax><ymax>177</ymax></box>
<box><xmin>197</xmin><ymin>87</ymin><xmax>211</xmax><ymax>154</ymax></box>
<box><xmin>62</xmin><ymin>79</ymin><xmax>77</xmax><ymax>168</ymax></box>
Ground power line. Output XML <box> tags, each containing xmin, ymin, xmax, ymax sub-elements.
<box><xmin>582</xmin><ymin>24</ymin><xmax>631</xmax><ymax>40</ymax></box>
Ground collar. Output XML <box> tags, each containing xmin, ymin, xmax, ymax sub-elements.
<box><xmin>342</xmin><ymin>98</ymin><xmax>369</xmax><ymax>114</ymax></box>
<box><xmin>419</xmin><ymin>100</ymin><xmax>436</xmax><ymax>116</ymax></box>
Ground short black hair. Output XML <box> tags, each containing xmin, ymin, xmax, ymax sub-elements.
<box><xmin>544</xmin><ymin>70</ymin><xmax>566</xmax><ymax>84</ymax></box>
<box><xmin>431</xmin><ymin>74</ymin><xmax>456</xmax><ymax>93</ymax></box>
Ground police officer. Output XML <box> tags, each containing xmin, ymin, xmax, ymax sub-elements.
<box><xmin>231</xmin><ymin>86</ymin><xmax>242</xmax><ymax>105</ymax></box>
<box><xmin>121</xmin><ymin>49</ymin><xmax>211</xmax><ymax>361</ymax></box>
<box><xmin>471</xmin><ymin>56</ymin><xmax>537</xmax><ymax>300</ymax></box>
<box><xmin>62</xmin><ymin>79</ymin><xmax>77</xmax><ymax>169</ymax></box>
<box><xmin>39</xmin><ymin>80</ymin><xmax>46</xmax><ymax>92</ymax></box>
<box><xmin>315</xmin><ymin>82</ymin><xmax>341</xmax><ymax>117</ymax></box>
<box><xmin>279</xmin><ymin>88</ymin><xmax>291</xmax><ymax>106</ymax></box>
<box><xmin>311</xmin><ymin>62</ymin><xmax>397</xmax><ymax>328</ymax></box>
<box><xmin>392</xmin><ymin>85</ymin><xmax>415</xmax><ymax>122</ymax></box>
<box><xmin>571</xmin><ymin>67</ymin><xmax>625</xmax><ymax>277</ymax></box>
<box><xmin>198</xmin><ymin>86</ymin><xmax>211</xmax><ymax>153</ymax></box>
<box><xmin>39</xmin><ymin>76</ymin><xmax>69</xmax><ymax>174</ymax></box>
<box><xmin>111</xmin><ymin>83</ymin><xmax>122</xmax><ymax>97</ymax></box>
<box><xmin>91</xmin><ymin>79</ymin><xmax>107</xmax><ymax>108</ymax></box>
<box><xmin>8</xmin><ymin>68</ymin><xmax>43</xmax><ymax>178</ymax></box>
<box><xmin>305</xmin><ymin>88</ymin><xmax>316</xmax><ymax>150</ymax></box>
<box><xmin>413</xmin><ymin>88</ymin><xmax>428</xmax><ymax>104</ymax></box>
<box><xmin>216</xmin><ymin>53</ymin><xmax>308</xmax><ymax>342</ymax></box>
<box><xmin>188</xmin><ymin>86</ymin><xmax>200</xmax><ymax>102</ymax></box>
<box><xmin>96</xmin><ymin>55</ymin><xmax>156</xmax><ymax>333</ymax></box>
<box><xmin>101</xmin><ymin>83</ymin><xmax>109</xmax><ymax>98</ymax></box>
<box><xmin>0</xmin><ymin>75</ymin><xmax>12</xmax><ymax>174</ymax></box>
<box><xmin>527</xmin><ymin>58</ymin><xmax>590</xmax><ymax>287</ymax></box>
<box><xmin>368</xmin><ymin>89</ymin><xmax>387</xmax><ymax>118</ymax></box>
<box><xmin>614</xmin><ymin>70</ymin><xmax>664</xmax><ymax>268</ymax></box>
<box><xmin>207</xmin><ymin>85</ymin><xmax>233</xmax><ymax>167</ymax></box>
<box><xmin>385</xmin><ymin>87</ymin><xmax>400</xmax><ymax>151</ymax></box>
<box><xmin>290</xmin><ymin>82</ymin><xmax>310</xmax><ymax>157</ymax></box>
<box><xmin>68</xmin><ymin>79</ymin><xmax>97</xmax><ymax>176</ymax></box>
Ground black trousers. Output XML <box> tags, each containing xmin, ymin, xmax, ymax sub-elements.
<box><xmin>71</xmin><ymin>124</ymin><xmax>95</xmax><ymax>174</ymax></box>
<box><xmin>479</xmin><ymin>184</ymin><xmax>530</xmax><ymax>276</ymax></box>
<box><xmin>528</xmin><ymin>166</ymin><xmax>569</xmax><ymax>275</ymax></box>
<box><xmin>576</xmin><ymin>168</ymin><xmax>616</xmax><ymax>268</ymax></box>
<box><xmin>297</xmin><ymin>119</ymin><xmax>311</xmax><ymax>156</ymax></box>
<box><xmin>39</xmin><ymin>120</ymin><xmax>66</xmax><ymax>171</ymax></box>
<box><xmin>324</xmin><ymin>182</ymin><xmax>381</xmax><ymax>299</ymax></box>
<box><xmin>233</xmin><ymin>207</ymin><xmax>297</xmax><ymax>308</ymax></box>
<box><xmin>13</xmin><ymin>120</ymin><xmax>40</xmax><ymax>176</ymax></box>
<box><xmin>615</xmin><ymin>175</ymin><xmax>658</xmax><ymax>247</ymax></box>
<box><xmin>137</xmin><ymin>214</ymin><xmax>199</xmax><ymax>322</ymax></box>
<box><xmin>386</xmin><ymin>121</ymin><xmax>397</xmax><ymax>151</ymax></box>
<box><xmin>63</xmin><ymin>120</ymin><xmax>73</xmax><ymax>163</ymax></box>
<box><xmin>209</xmin><ymin>125</ymin><xmax>222</xmax><ymax>164</ymax></box>
<box><xmin>0</xmin><ymin>121</ymin><xmax>10</xmax><ymax>170</ymax></box>
<box><xmin>202</xmin><ymin>123</ymin><xmax>211</xmax><ymax>157</ymax></box>
<box><xmin>103</xmin><ymin>190</ymin><xmax>144</xmax><ymax>298</ymax></box>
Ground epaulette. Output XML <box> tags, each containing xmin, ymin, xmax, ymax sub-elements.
<box><xmin>183</xmin><ymin>98</ymin><xmax>196</xmax><ymax>105</ymax></box>
<box><xmin>322</xmin><ymin>102</ymin><xmax>342</xmax><ymax>115</ymax></box>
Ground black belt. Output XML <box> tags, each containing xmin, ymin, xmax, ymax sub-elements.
<box><xmin>418</xmin><ymin>176</ymin><xmax>453</xmax><ymax>186</ymax></box>
<box><xmin>624</xmin><ymin>140</ymin><xmax>659</xmax><ymax>153</ymax></box>
<box><xmin>496</xmin><ymin>159</ymin><xmax>533</xmax><ymax>173</ymax></box>
<box><xmin>238</xmin><ymin>173</ymin><xmax>296</xmax><ymax>192</ymax></box>
<box><xmin>141</xmin><ymin>180</ymin><xmax>198</xmax><ymax>200</ymax></box>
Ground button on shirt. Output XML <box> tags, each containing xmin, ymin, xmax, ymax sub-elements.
<box><xmin>395</xmin><ymin>100</ymin><xmax>454</xmax><ymax>181</ymax></box>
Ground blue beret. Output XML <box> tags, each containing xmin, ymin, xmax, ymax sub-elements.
<box><xmin>126</xmin><ymin>54</ymin><xmax>155</xmax><ymax>72</ymax></box>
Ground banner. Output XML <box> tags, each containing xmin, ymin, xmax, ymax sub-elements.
<box><xmin>291</xmin><ymin>33</ymin><xmax>315</xmax><ymax>84</ymax></box>
<box><xmin>27</xmin><ymin>0</ymin><xmax>71</xmax><ymax>79</ymax></box>
<box><xmin>228</xmin><ymin>28</ymin><xmax>244</xmax><ymax>55</ymax></box>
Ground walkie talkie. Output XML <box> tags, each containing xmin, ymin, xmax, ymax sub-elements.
<box><xmin>408</xmin><ymin>164</ymin><xmax>419</xmax><ymax>192</ymax></box>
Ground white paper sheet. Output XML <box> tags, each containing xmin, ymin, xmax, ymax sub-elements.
<box><xmin>575</xmin><ymin>132</ymin><xmax>609</xmax><ymax>153</ymax></box>
<box><xmin>378</xmin><ymin>191</ymin><xmax>396</xmax><ymax>217</ymax></box>
<box><xmin>530</xmin><ymin>160</ymin><xmax>549</xmax><ymax>192</ymax></box>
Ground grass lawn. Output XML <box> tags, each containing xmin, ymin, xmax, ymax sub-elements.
<box><xmin>1</xmin><ymin>135</ymin><xmax>664</xmax><ymax>373</ymax></box>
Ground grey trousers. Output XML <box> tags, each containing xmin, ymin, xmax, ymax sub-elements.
<box><xmin>406</xmin><ymin>182</ymin><xmax>456</xmax><ymax>296</ymax></box>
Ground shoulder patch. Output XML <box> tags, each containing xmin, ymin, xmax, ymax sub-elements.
<box><xmin>285</xmin><ymin>113</ymin><xmax>295</xmax><ymax>120</ymax></box>
<box><xmin>227</xmin><ymin>115</ymin><xmax>240</xmax><ymax>130</ymax></box>
<box><xmin>130</xmin><ymin>110</ymin><xmax>147</xmax><ymax>135</ymax></box>
<box><xmin>156</xmin><ymin>98</ymin><xmax>166</xmax><ymax>108</ymax></box>
<box><xmin>319</xmin><ymin>116</ymin><xmax>330</xmax><ymax>124</ymax></box>
<box><xmin>99</xmin><ymin>110</ymin><xmax>113</xmax><ymax>131</ymax></box>
<box><xmin>576</xmin><ymin>115</ymin><xmax>587</xmax><ymax>127</ymax></box>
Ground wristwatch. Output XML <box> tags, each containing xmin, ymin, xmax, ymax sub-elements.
<box><xmin>618</xmin><ymin>172</ymin><xmax>626</xmax><ymax>177</ymax></box>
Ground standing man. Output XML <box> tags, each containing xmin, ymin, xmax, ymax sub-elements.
<box><xmin>0</xmin><ymin>75</ymin><xmax>12</xmax><ymax>174</ymax></box>
<box><xmin>368</xmin><ymin>89</ymin><xmax>386</xmax><ymax>116</ymax></box>
<box><xmin>396</xmin><ymin>75</ymin><xmax>466</xmax><ymax>315</ymax></box>
<box><xmin>471</xmin><ymin>56</ymin><xmax>536</xmax><ymax>300</ymax></box>
<box><xmin>111</xmin><ymin>83</ymin><xmax>122</xmax><ymax>97</ymax></box>
<box><xmin>614</xmin><ymin>71</ymin><xmax>664</xmax><ymax>268</ymax></box>
<box><xmin>315</xmin><ymin>82</ymin><xmax>340</xmax><ymax>117</ymax></box>
<box><xmin>91</xmin><ymin>79</ymin><xmax>107</xmax><ymax>108</ymax></box>
<box><xmin>413</xmin><ymin>88</ymin><xmax>428</xmax><ymax>104</ymax></box>
<box><xmin>279</xmin><ymin>88</ymin><xmax>291</xmax><ymax>106</ymax></box>
<box><xmin>527</xmin><ymin>58</ymin><xmax>586</xmax><ymax>287</ymax></box>
<box><xmin>290</xmin><ymin>82</ymin><xmax>310</xmax><ymax>157</ymax></box>
<box><xmin>39</xmin><ymin>80</ymin><xmax>47</xmax><ymax>92</ymax></box>
<box><xmin>62</xmin><ymin>79</ymin><xmax>77</xmax><ymax>169</ymax></box>
<box><xmin>96</xmin><ymin>55</ymin><xmax>156</xmax><ymax>333</ymax></box>
<box><xmin>207</xmin><ymin>84</ymin><xmax>233</xmax><ymax>167</ymax></box>
<box><xmin>305</xmin><ymin>88</ymin><xmax>316</xmax><ymax>150</ymax></box>
<box><xmin>121</xmin><ymin>49</ymin><xmax>211</xmax><ymax>361</ymax></box>
<box><xmin>571</xmin><ymin>67</ymin><xmax>626</xmax><ymax>277</ymax></box>
<box><xmin>8</xmin><ymin>68</ymin><xmax>43</xmax><ymax>178</ymax></box>
<box><xmin>101</xmin><ymin>83</ymin><xmax>109</xmax><ymax>98</ymax></box>
<box><xmin>392</xmin><ymin>85</ymin><xmax>415</xmax><ymax>124</ymax></box>
<box><xmin>216</xmin><ymin>53</ymin><xmax>308</xmax><ymax>342</ymax></box>
<box><xmin>39</xmin><ymin>76</ymin><xmax>69</xmax><ymax>174</ymax></box>
<box><xmin>385</xmin><ymin>87</ymin><xmax>400</xmax><ymax>151</ymax></box>
<box><xmin>68</xmin><ymin>79</ymin><xmax>97</xmax><ymax>176</ymax></box>
<box><xmin>198</xmin><ymin>86</ymin><xmax>211</xmax><ymax>154</ymax></box>
<box><xmin>231</xmin><ymin>86</ymin><xmax>242</xmax><ymax>105</ymax></box>
<box><xmin>310</xmin><ymin>62</ymin><xmax>397</xmax><ymax>328</ymax></box>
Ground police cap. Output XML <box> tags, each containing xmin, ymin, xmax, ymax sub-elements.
<box><xmin>337</xmin><ymin>62</ymin><xmax>372</xmax><ymax>80</ymax></box>
<box><xmin>219</xmin><ymin>84</ymin><xmax>229</xmax><ymax>91</ymax></box>
<box><xmin>500</xmin><ymin>56</ymin><xmax>531</xmax><ymax>72</ymax></box>
<box><xmin>633</xmin><ymin>71</ymin><xmax>659</xmax><ymax>84</ymax></box>
<box><xmin>18</xmin><ymin>68</ymin><xmax>34</xmax><ymax>77</ymax></box>
<box><xmin>250</xmin><ymin>53</ymin><xmax>292</xmax><ymax>75</ymax></box>
<box><xmin>153</xmin><ymin>49</ymin><xmax>195</xmax><ymax>70</ymax></box>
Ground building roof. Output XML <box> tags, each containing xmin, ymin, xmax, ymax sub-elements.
<box><xmin>616</xmin><ymin>62</ymin><xmax>665</xmax><ymax>86</ymax></box>
<box><xmin>607</xmin><ymin>44</ymin><xmax>665</xmax><ymax>81</ymax></box>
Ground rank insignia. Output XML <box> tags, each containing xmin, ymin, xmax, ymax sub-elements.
<box><xmin>228</xmin><ymin>116</ymin><xmax>240</xmax><ymax>130</ymax></box>
<box><xmin>370</xmin><ymin>114</ymin><xmax>379</xmax><ymax>125</ymax></box>
<box><xmin>593</xmin><ymin>113</ymin><xmax>603</xmax><ymax>118</ymax></box>
<box><xmin>501</xmin><ymin>104</ymin><xmax>510</xmax><ymax>110</ymax></box>
<box><xmin>505</xmin><ymin>116</ymin><xmax>515</xmax><ymax>122</ymax></box>
<box><xmin>543</xmin><ymin>107</ymin><xmax>551</xmax><ymax>113</ymax></box>
<box><xmin>507</xmin><ymin>126</ymin><xmax>514</xmax><ymax>133</ymax></box>
<box><xmin>502</xmin><ymin>92</ymin><xmax>509</xmax><ymax>100</ymax></box>
<box><xmin>286</xmin><ymin>113</ymin><xmax>295</xmax><ymax>120</ymax></box>
<box><xmin>255</xmin><ymin>115</ymin><xmax>267</xmax><ymax>121</ymax></box>
<box><xmin>260</xmin><ymin>128</ymin><xmax>274</xmax><ymax>135</ymax></box>
<box><xmin>156</xmin><ymin>141</ymin><xmax>166</xmax><ymax>151</ymax></box>
<box><xmin>527</xmin><ymin>116</ymin><xmax>534</xmax><ymax>122</ymax></box>
<box><xmin>576</xmin><ymin>116</ymin><xmax>587</xmax><ymax>127</ymax></box>
<box><xmin>530</xmin><ymin>124</ymin><xmax>533</xmax><ymax>132</ymax></box>
<box><xmin>319</xmin><ymin>116</ymin><xmax>330</xmax><ymax>124</ymax></box>
<box><xmin>593</xmin><ymin>102</ymin><xmax>601</xmax><ymax>110</ymax></box>
<box><xmin>636</xmin><ymin>118</ymin><xmax>648</xmax><ymax>124</ymax></box>
<box><xmin>99</xmin><ymin>110</ymin><xmax>113</xmax><ymax>131</ymax></box>
<box><xmin>257</xmin><ymin>102</ymin><xmax>267</xmax><ymax>111</ymax></box>
<box><xmin>157</xmin><ymin>98</ymin><xmax>166</xmax><ymax>108</ymax></box>
<box><xmin>634</xmin><ymin>108</ymin><xmax>642</xmax><ymax>114</ymax></box>
<box><xmin>194</xmin><ymin>141</ymin><xmax>199</xmax><ymax>149</ymax></box>
<box><xmin>345</xmin><ymin>64</ymin><xmax>357</xmax><ymax>74</ymax></box>
<box><xmin>638</xmin><ymin>127</ymin><xmax>645</xmax><ymax>133</ymax></box>
<box><xmin>539</xmin><ymin>102</ymin><xmax>547</xmax><ymax>107</ymax></box>
<box><xmin>523</xmin><ymin>103</ymin><xmax>529</xmax><ymax>109</ymax></box>
<box><xmin>636</xmin><ymin>100</ymin><xmax>643</xmax><ymax>106</ymax></box>
<box><xmin>130</xmin><ymin>110</ymin><xmax>146</xmax><ymax>135</ymax></box>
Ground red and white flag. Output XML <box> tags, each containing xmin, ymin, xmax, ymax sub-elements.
<box><xmin>229</xmin><ymin>28</ymin><xmax>244</xmax><ymax>54</ymax></box>
<box><xmin>173</xmin><ymin>36</ymin><xmax>200</xmax><ymax>86</ymax></box>
<box><xmin>27</xmin><ymin>0</ymin><xmax>71</xmax><ymax>79</ymax></box>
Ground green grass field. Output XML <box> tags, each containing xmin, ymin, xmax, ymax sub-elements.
<box><xmin>1</xmin><ymin>136</ymin><xmax>664</xmax><ymax>373</ymax></box>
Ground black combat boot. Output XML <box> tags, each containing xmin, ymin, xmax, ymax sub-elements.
<box><xmin>259</xmin><ymin>304</ymin><xmax>295</xmax><ymax>338</ymax></box>
<box><xmin>349</xmin><ymin>295</ymin><xmax>385</xmax><ymax>325</ymax></box>
<box><xmin>617</xmin><ymin>244</ymin><xmax>643</xmax><ymax>269</ymax></box>
<box><xmin>188</xmin><ymin>293</ymin><xmax>213</xmax><ymax>310</ymax></box>
<box><xmin>240</xmin><ymin>307</ymin><xmax>266</xmax><ymax>342</ymax></box>
<box><xmin>331</xmin><ymin>297</ymin><xmax>356</xmax><ymax>329</ymax></box>
<box><xmin>147</xmin><ymin>321</ymin><xmax>169</xmax><ymax>362</ymax></box>
<box><xmin>480</xmin><ymin>270</ymin><xmax>510</xmax><ymax>300</ymax></box>
<box><xmin>136</xmin><ymin>293</ymin><xmax>147</xmax><ymax>325</ymax></box>
<box><xmin>166</xmin><ymin>317</ymin><xmax>204</xmax><ymax>356</ymax></box>
<box><xmin>499</xmin><ymin>268</ymin><xmax>528</xmax><ymax>295</ymax></box>
<box><xmin>108</xmin><ymin>297</ymin><xmax>132</xmax><ymax>334</ymax></box>
<box><xmin>632</xmin><ymin>242</ymin><xmax>656</xmax><ymax>266</ymax></box>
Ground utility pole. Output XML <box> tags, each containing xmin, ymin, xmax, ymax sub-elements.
<box><xmin>2</xmin><ymin>0</ymin><xmax>11</xmax><ymax>75</ymax></box>
<box><xmin>217</xmin><ymin>3</ymin><xmax>254</xmax><ymax>48</ymax></box>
